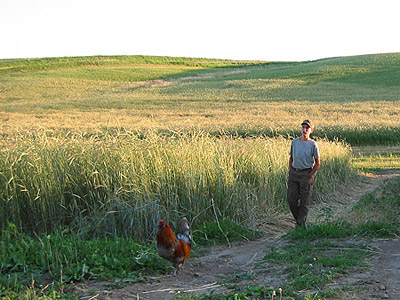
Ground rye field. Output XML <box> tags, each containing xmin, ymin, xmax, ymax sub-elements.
<box><xmin>0</xmin><ymin>53</ymin><xmax>399</xmax><ymax>299</ymax></box>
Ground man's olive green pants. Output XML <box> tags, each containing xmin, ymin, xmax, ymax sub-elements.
<box><xmin>287</xmin><ymin>168</ymin><xmax>313</xmax><ymax>227</ymax></box>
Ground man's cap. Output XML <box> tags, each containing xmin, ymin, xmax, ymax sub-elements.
<box><xmin>301</xmin><ymin>119</ymin><xmax>314</xmax><ymax>129</ymax></box>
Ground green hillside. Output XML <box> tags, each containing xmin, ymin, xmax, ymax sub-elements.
<box><xmin>1</xmin><ymin>53</ymin><xmax>400</xmax><ymax>144</ymax></box>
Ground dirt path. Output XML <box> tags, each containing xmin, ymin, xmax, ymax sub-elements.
<box><xmin>308</xmin><ymin>170</ymin><xmax>400</xmax><ymax>224</ymax></box>
<box><xmin>77</xmin><ymin>171</ymin><xmax>400</xmax><ymax>300</ymax></box>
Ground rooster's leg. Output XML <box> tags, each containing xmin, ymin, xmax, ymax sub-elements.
<box><xmin>173</xmin><ymin>263</ymin><xmax>183</xmax><ymax>276</ymax></box>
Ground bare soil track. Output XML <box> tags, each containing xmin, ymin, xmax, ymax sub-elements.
<box><xmin>76</xmin><ymin>171</ymin><xmax>400</xmax><ymax>300</ymax></box>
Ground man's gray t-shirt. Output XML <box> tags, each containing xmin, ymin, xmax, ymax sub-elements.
<box><xmin>290</xmin><ymin>138</ymin><xmax>320</xmax><ymax>169</ymax></box>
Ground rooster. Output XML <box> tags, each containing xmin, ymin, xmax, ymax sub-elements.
<box><xmin>156</xmin><ymin>217</ymin><xmax>192</xmax><ymax>276</ymax></box>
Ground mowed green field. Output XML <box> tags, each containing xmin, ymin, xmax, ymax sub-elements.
<box><xmin>1</xmin><ymin>53</ymin><xmax>400</xmax><ymax>144</ymax></box>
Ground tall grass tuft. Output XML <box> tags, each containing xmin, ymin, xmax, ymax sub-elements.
<box><xmin>0</xmin><ymin>131</ymin><xmax>355</xmax><ymax>241</ymax></box>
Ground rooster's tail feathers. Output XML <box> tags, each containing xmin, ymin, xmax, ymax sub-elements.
<box><xmin>177</xmin><ymin>217</ymin><xmax>192</xmax><ymax>246</ymax></box>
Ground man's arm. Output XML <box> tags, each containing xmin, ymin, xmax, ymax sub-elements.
<box><xmin>310</xmin><ymin>158</ymin><xmax>321</xmax><ymax>177</ymax></box>
<box><xmin>289</xmin><ymin>156</ymin><xmax>293</xmax><ymax>170</ymax></box>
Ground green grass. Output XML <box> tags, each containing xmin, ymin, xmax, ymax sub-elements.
<box><xmin>261</xmin><ymin>239</ymin><xmax>368</xmax><ymax>299</ymax></box>
<box><xmin>0</xmin><ymin>55</ymin><xmax>260</xmax><ymax>74</ymax></box>
<box><xmin>0</xmin><ymin>223</ymin><xmax>169</xmax><ymax>299</ymax></box>
<box><xmin>0</xmin><ymin>281</ymin><xmax>76</xmax><ymax>300</ymax></box>
<box><xmin>351</xmin><ymin>144</ymin><xmax>400</xmax><ymax>234</ymax></box>
<box><xmin>351</xmin><ymin>146</ymin><xmax>400</xmax><ymax>172</ymax></box>
<box><xmin>30</xmin><ymin>65</ymin><xmax>204</xmax><ymax>83</ymax></box>
<box><xmin>0</xmin><ymin>223</ymin><xmax>168</xmax><ymax>280</ymax></box>
<box><xmin>193</xmin><ymin>219</ymin><xmax>262</xmax><ymax>246</ymax></box>
<box><xmin>346</xmin><ymin>174</ymin><xmax>400</xmax><ymax>225</ymax></box>
<box><xmin>183</xmin><ymin>285</ymin><xmax>276</xmax><ymax>300</ymax></box>
<box><xmin>285</xmin><ymin>221</ymin><xmax>399</xmax><ymax>241</ymax></box>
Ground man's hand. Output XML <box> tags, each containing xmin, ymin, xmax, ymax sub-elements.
<box><xmin>309</xmin><ymin>175</ymin><xmax>314</xmax><ymax>185</ymax></box>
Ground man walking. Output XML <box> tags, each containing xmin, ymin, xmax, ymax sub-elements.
<box><xmin>287</xmin><ymin>119</ymin><xmax>321</xmax><ymax>227</ymax></box>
